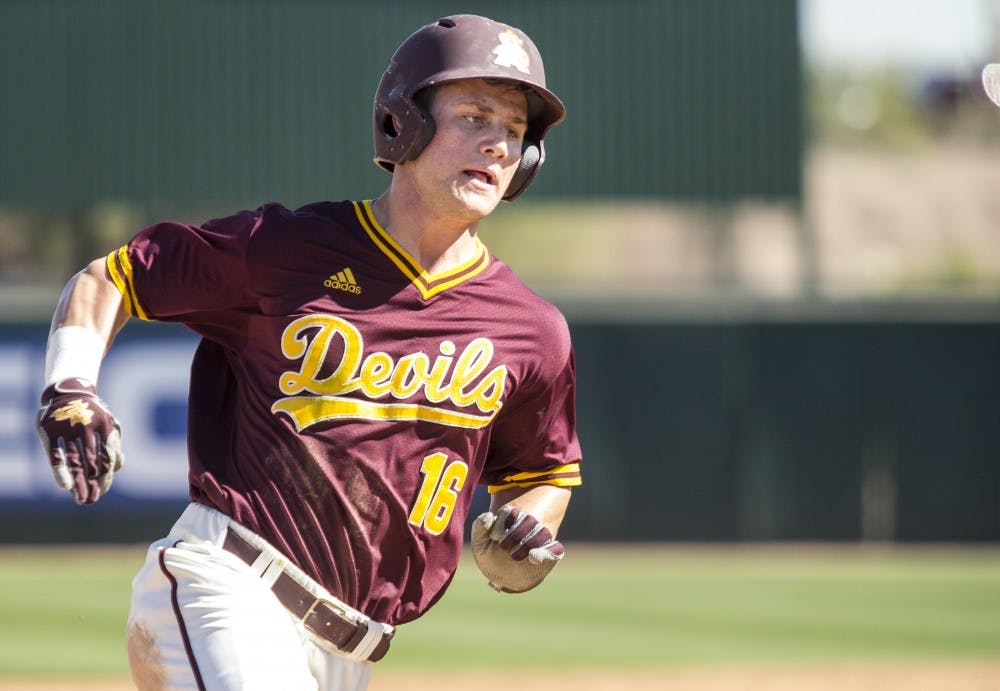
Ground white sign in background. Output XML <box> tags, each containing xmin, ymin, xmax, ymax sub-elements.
<box><xmin>0</xmin><ymin>337</ymin><xmax>197</xmax><ymax>499</ymax></box>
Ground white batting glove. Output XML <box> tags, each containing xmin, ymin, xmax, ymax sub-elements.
<box><xmin>470</xmin><ymin>506</ymin><xmax>564</xmax><ymax>593</ymax></box>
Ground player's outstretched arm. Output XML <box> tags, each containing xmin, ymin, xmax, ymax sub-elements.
<box><xmin>470</xmin><ymin>484</ymin><xmax>571</xmax><ymax>593</ymax></box>
<box><xmin>36</xmin><ymin>257</ymin><xmax>130</xmax><ymax>505</ymax></box>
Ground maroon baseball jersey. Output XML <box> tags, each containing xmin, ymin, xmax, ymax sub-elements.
<box><xmin>106</xmin><ymin>200</ymin><xmax>582</xmax><ymax>625</ymax></box>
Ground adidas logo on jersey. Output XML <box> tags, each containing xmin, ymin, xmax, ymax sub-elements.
<box><xmin>324</xmin><ymin>268</ymin><xmax>362</xmax><ymax>294</ymax></box>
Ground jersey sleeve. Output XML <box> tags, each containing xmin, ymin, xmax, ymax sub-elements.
<box><xmin>106</xmin><ymin>208</ymin><xmax>264</xmax><ymax>322</ymax></box>
<box><xmin>482</xmin><ymin>314</ymin><xmax>583</xmax><ymax>494</ymax></box>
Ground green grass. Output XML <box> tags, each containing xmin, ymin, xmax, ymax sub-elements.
<box><xmin>383</xmin><ymin>544</ymin><xmax>1000</xmax><ymax>671</ymax></box>
<box><xmin>0</xmin><ymin>547</ymin><xmax>145</xmax><ymax>677</ymax></box>
<box><xmin>1</xmin><ymin>544</ymin><xmax>998</xmax><ymax>678</ymax></box>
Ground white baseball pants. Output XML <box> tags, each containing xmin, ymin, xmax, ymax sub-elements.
<box><xmin>127</xmin><ymin>503</ymin><xmax>373</xmax><ymax>691</ymax></box>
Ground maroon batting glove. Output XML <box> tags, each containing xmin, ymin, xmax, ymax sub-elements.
<box><xmin>36</xmin><ymin>377</ymin><xmax>124</xmax><ymax>505</ymax></box>
<box><xmin>496</xmin><ymin>506</ymin><xmax>565</xmax><ymax>562</ymax></box>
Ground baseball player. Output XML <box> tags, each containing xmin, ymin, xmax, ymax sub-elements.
<box><xmin>35</xmin><ymin>14</ymin><xmax>581</xmax><ymax>691</ymax></box>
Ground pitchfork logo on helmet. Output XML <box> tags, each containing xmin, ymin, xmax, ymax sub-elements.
<box><xmin>491</xmin><ymin>30</ymin><xmax>531</xmax><ymax>75</ymax></box>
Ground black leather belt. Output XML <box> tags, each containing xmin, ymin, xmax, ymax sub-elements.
<box><xmin>222</xmin><ymin>529</ymin><xmax>393</xmax><ymax>662</ymax></box>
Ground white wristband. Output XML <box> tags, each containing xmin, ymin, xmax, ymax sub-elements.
<box><xmin>45</xmin><ymin>325</ymin><xmax>106</xmax><ymax>387</ymax></box>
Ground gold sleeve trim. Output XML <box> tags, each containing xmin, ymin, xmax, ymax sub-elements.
<box><xmin>106</xmin><ymin>246</ymin><xmax>150</xmax><ymax>321</ymax></box>
<box><xmin>487</xmin><ymin>461</ymin><xmax>583</xmax><ymax>494</ymax></box>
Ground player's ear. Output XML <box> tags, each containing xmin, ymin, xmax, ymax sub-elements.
<box><xmin>383</xmin><ymin>114</ymin><xmax>403</xmax><ymax>138</ymax></box>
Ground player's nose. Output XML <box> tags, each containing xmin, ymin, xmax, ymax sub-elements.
<box><xmin>480</xmin><ymin>128</ymin><xmax>510</xmax><ymax>160</ymax></box>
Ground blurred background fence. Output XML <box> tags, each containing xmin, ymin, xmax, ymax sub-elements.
<box><xmin>0</xmin><ymin>0</ymin><xmax>802</xmax><ymax>208</ymax></box>
<box><xmin>1</xmin><ymin>0</ymin><xmax>998</xmax><ymax>543</ymax></box>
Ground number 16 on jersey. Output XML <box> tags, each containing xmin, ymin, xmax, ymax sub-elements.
<box><xmin>408</xmin><ymin>453</ymin><xmax>469</xmax><ymax>535</ymax></box>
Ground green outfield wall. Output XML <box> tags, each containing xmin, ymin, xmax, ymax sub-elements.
<box><xmin>566</xmin><ymin>318</ymin><xmax>1000</xmax><ymax>543</ymax></box>
<box><xmin>0</xmin><ymin>0</ymin><xmax>801</xmax><ymax>209</ymax></box>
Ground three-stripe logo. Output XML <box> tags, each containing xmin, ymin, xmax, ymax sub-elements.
<box><xmin>324</xmin><ymin>268</ymin><xmax>362</xmax><ymax>294</ymax></box>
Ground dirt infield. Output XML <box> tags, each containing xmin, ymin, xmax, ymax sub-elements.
<box><xmin>5</xmin><ymin>663</ymin><xmax>1000</xmax><ymax>691</ymax></box>
<box><xmin>373</xmin><ymin>665</ymin><xmax>1000</xmax><ymax>691</ymax></box>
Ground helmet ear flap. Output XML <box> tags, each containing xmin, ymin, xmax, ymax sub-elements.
<box><xmin>503</xmin><ymin>140</ymin><xmax>543</xmax><ymax>202</ymax></box>
<box><xmin>374</xmin><ymin>107</ymin><xmax>400</xmax><ymax>173</ymax></box>
<box><xmin>374</xmin><ymin>89</ymin><xmax>436</xmax><ymax>172</ymax></box>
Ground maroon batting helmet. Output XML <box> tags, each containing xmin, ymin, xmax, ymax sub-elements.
<box><xmin>373</xmin><ymin>15</ymin><xmax>566</xmax><ymax>201</ymax></box>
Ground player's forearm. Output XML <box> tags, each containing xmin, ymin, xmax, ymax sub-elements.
<box><xmin>46</xmin><ymin>257</ymin><xmax>129</xmax><ymax>385</ymax></box>
<box><xmin>490</xmin><ymin>484</ymin><xmax>571</xmax><ymax>537</ymax></box>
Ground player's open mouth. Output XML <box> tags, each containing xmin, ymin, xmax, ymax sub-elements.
<box><xmin>464</xmin><ymin>169</ymin><xmax>496</xmax><ymax>186</ymax></box>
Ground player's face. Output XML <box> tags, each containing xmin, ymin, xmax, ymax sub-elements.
<box><xmin>406</xmin><ymin>79</ymin><xmax>528</xmax><ymax>221</ymax></box>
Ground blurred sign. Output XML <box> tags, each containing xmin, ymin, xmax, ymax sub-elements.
<box><xmin>0</xmin><ymin>332</ymin><xmax>196</xmax><ymax>500</ymax></box>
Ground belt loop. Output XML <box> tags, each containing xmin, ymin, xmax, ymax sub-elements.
<box><xmin>260</xmin><ymin>558</ymin><xmax>286</xmax><ymax>588</ymax></box>
<box><xmin>349</xmin><ymin>620</ymin><xmax>388</xmax><ymax>662</ymax></box>
<box><xmin>249</xmin><ymin>551</ymin><xmax>272</xmax><ymax>576</ymax></box>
